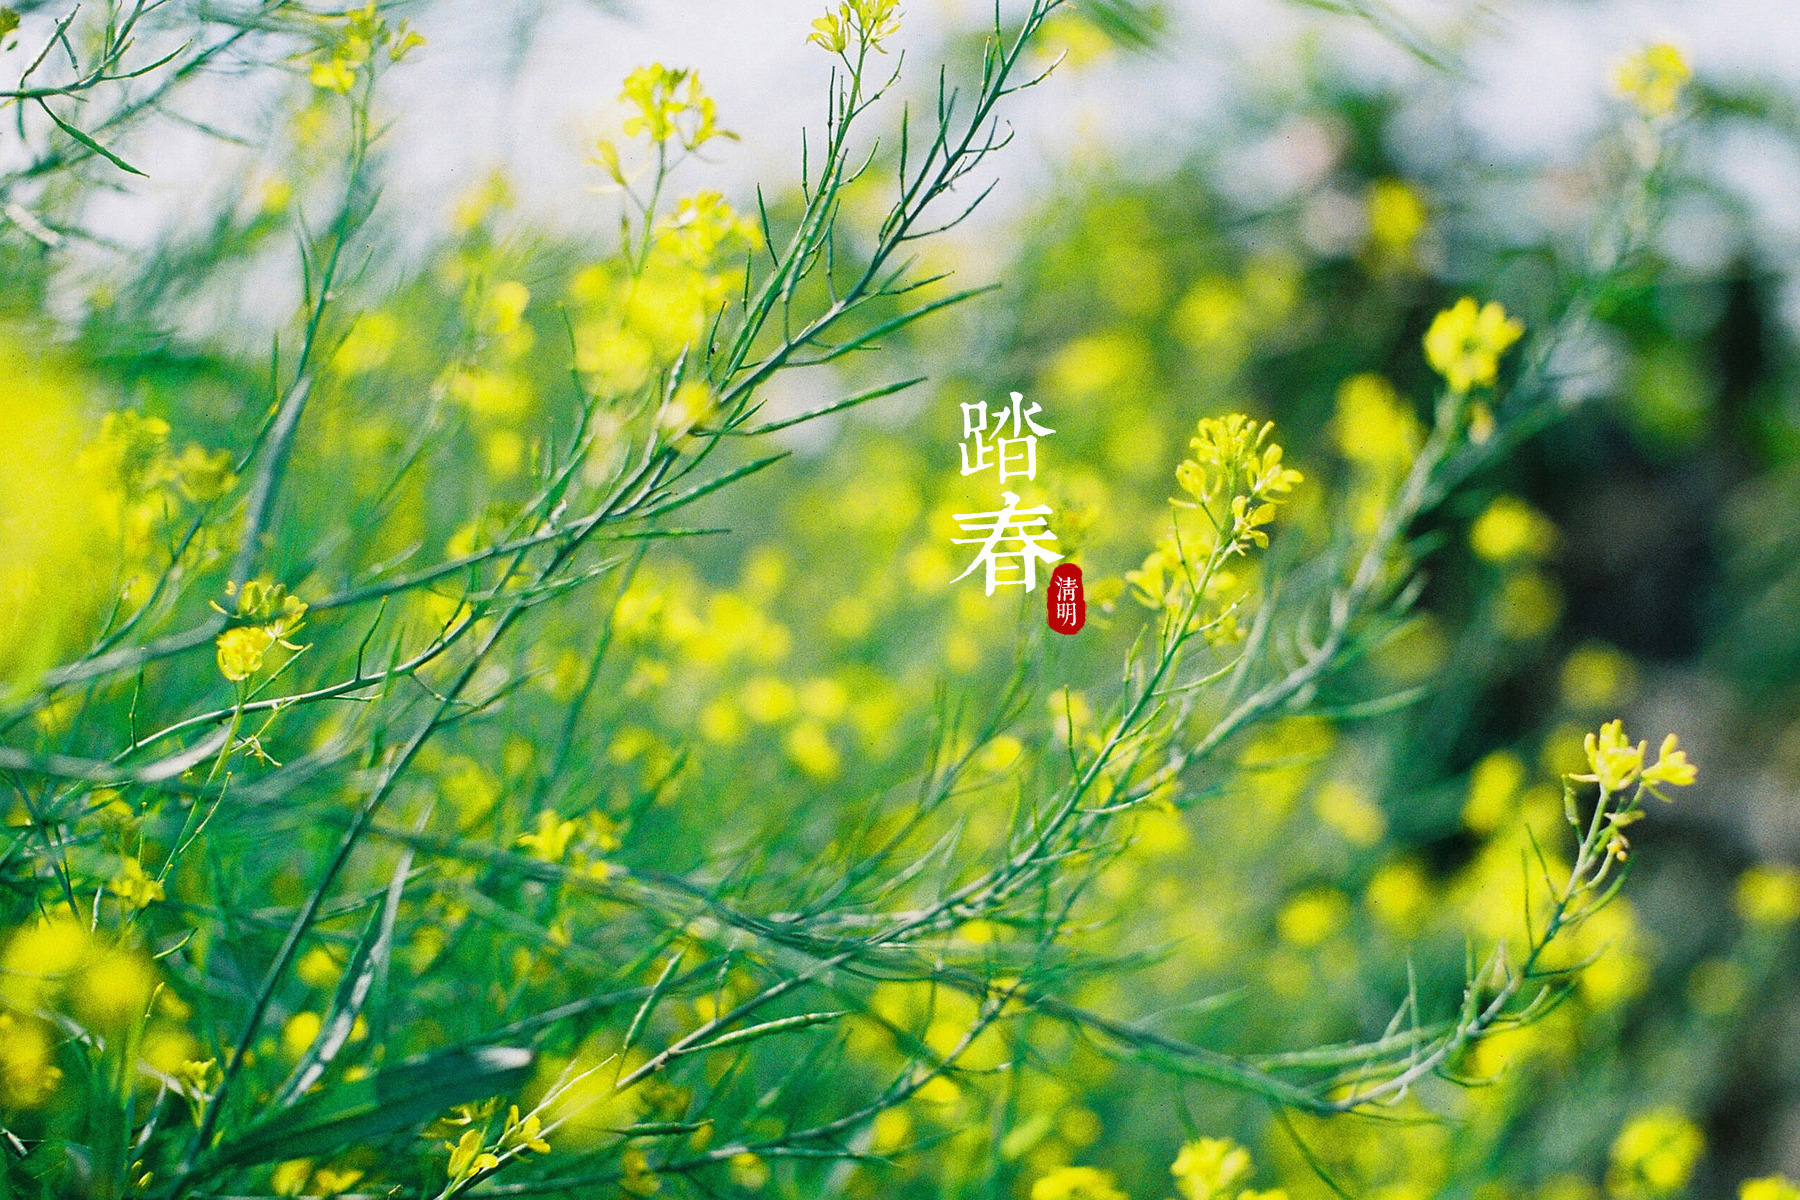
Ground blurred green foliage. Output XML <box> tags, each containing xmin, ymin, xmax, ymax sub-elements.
<box><xmin>2</xmin><ymin>3</ymin><xmax>1798</xmax><ymax>1200</ymax></box>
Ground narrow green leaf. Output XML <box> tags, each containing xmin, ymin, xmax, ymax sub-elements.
<box><xmin>273</xmin><ymin>845</ymin><xmax>413</xmax><ymax>1106</ymax></box>
<box><xmin>634</xmin><ymin>453</ymin><xmax>788</xmax><ymax>521</ymax></box>
<box><xmin>694</xmin><ymin>1010</ymin><xmax>844</xmax><ymax>1053</ymax></box>
<box><xmin>203</xmin><ymin>1045</ymin><xmax>533</xmax><ymax>1170</ymax></box>
<box><xmin>732</xmin><ymin>377</ymin><xmax>924</xmax><ymax>436</ymax></box>
<box><xmin>40</xmin><ymin>102</ymin><xmax>148</xmax><ymax>176</ymax></box>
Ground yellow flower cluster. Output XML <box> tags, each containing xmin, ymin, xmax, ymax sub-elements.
<box><xmin>808</xmin><ymin>0</ymin><xmax>902</xmax><ymax>55</ymax></box>
<box><xmin>1607</xmin><ymin>1109</ymin><xmax>1704</xmax><ymax>1198</ymax></box>
<box><xmin>214</xmin><ymin>580</ymin><xmax>309</xmax><ymax>683</ymax></box>
<box><xmin>307</xmin><ymin>2</ymin><xmax>423</xmax><ymax>94</ymax></box>
<box><xmin>516</xmin><ymin>808</ymin><xmax>621</xmax><ymax>878</ymax></box>
<box><xmin>111</xmin><ymin>855</ymin><xmax>166</xmax><ymax>911</ymax></box>
<box><xmin>1175</xmin><ymin>414</ymin><xmax>1304</xmax><ymax>553</ymax></box>
<box><xmin>1030</xmin><ymin>1165</ymin><xmax>1126</xmax><ymax>1200</ymax></box>
<box><xmin>566</xmin><ymin>192</ymin><xmax>752</xmax><ymax>399</ymax></box>
<box><xmin>1572</xmin><ymin>719</ymin><xmax>1697</xmax><ymax>794</ymax></box>
<box><xmin>1423</xmin><ymin>297</ymin><xmax>1523</xmax><ymax>393</ymax></box>
<box><xmin>619</xmin><ymin>64</ymin><xmax>728</xmax><ymax>151</ymax></box>
<box><xmin>1172</xmin><ymin>1136</ymin><xmax>1253</xmax><ymax>1199</ymax></box>
<box><xmin>1030</xmin><ymin>1136</ymin><xmax>1284</xmax><ymax>1200</ymax></box>
<box><xmin>1743</xmin><ymin>1178</ymin><xmax>1800</xmax><ymax>1200</ymax></box>
<box><xmin>1366</xmin><ymin>178</ymin><xmax>1428</xmax><ymax>260</ymax></box>
<box><xmin>1612</xmin><ymin>43</ymin><xmax>1692</xmax><ymax>119</ymax></box>
<box><xmin>0</xmin><ymin>916</ymin><xmax>161</xmax><ymax>1108</ymax></box>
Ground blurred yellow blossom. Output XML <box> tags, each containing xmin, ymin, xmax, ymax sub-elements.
<box><xmin>1735</xmin><ymin>865</ymin><xmax>1800</xmax><ymax>927</ymax></box>
<box><xmin>73</xmin><ymin>946</ymin><xmax>156</xmax><ymax>1029</ymax></box>
<box><xmin>728</xmin><ymin>1152</ymin><xmax>769</xmax><ymax>1190</ymax></box>
<box><xmin>110</xmin><ymin>856</ymin><xmax>166</xmax><ymax>911</ymax></box>
<box><xmin>1424</xmin><ymin>298</ymin><xmax>1523</xmax><ymax>393</ymax></box>
<box><xmin>1612</xmin><ymin>44</ymin><xmax>1691</xmax><ymax>118</ymax></box>
<box><xmin>1171</xmin><ymin>1137</ymin><xmax>1252</xmax><ymax>1200</ymax></box>
<box><xmin>1560</xmin><ymin>642</ymin><xmax>1640</xmax><ymax>710</ymax></box>
<box><xmin>1366</xmin><ymin>178</ymin><xmax>1428</xmax><ymax>256</ymax></box>
<box><xmin>0</xmin><ymin>1012</ymin><xmax>61</xmax><ymax>1107</ymax></box>
<box><xmin>620</xmin><ymin>65</ymin><xmax>727</xmax><ymax>151</ymax></box>
<box><xmin>1334</xmin><ymin>373</ymin><xmax>1421</xmax><ymax>471</ymax></box>
<box><xmin>1277</xmin><ymin>889</ymin><xmax>1352</xmax><ymax>949</ymax></box>
<box><xmin>1032</xmin><ymin>1165</ymin><xmax>1127</xmax><ymax>1200</ymax></box>
<box><xmin>1469</xmin><ymin>496</ymin><xmax>1556</xmax><ymax>563</ymax></box>
<box><xmin>1741</xmin><ymin>1178</ymin><xmax>1800</xmax><ymax>1200</ymax></box>
<box><xmin>282</xmin><ymin>1011</ymin><xmax>323</xmax><ymax>1060</ymax></box>
<box><xmin>1607</xmin><ymin>1109</ymin><xmax>1704</xmax><ymax>1198</ymax></box>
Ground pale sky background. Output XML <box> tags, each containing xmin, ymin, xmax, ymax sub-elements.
<box><xmin>357</xmin><ymin>0</ymin><xmax>1800</xmax><ymax>264</ymax></box>
<box><xmin>6</xmin><ymin>0</ymin><xmax>1797</xmax><ymax>327</ymax></box>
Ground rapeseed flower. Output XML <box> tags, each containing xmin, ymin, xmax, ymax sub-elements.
<box><xmin>1031</xmin><ymin>1165</ymin><xmax>1127</xmax><ymax>1200</ymax></box>
<box><xmin>1613</xmin><ymin>44</ymin><xmax>1691</xmax><ymax>118</ymax></box>
<box><xmin>1423</xmin><ymin>297</ymin><xmax>1523</xmax><ymax>393</ymax></box>
<box><xmin>1171</xmin><ymin>1136</ymin><xmax>1252</xmax><ymax>1200</ymax></box>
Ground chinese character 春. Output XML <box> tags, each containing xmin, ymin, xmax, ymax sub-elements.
<box><xmin>951</xmin><ymin>490</ymin><xmax>1063</xmax><ymax>595</ymax></box>
<box><xmin>959</xmin><ymin>391</ymin><xmax>1055</xmax><ymax>483</ymax></box>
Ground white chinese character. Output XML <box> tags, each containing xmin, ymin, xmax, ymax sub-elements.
<box><xmin>959</xmin><ymin>392</ymin><xmax>1055</xmax><ymax>482</ymax></box>
<box><xmin>959</xmin><ymin>400</ymin><xmax>995</xmax><ymax>475</ymax></box>
<box><xmin>951</xmin><ymin>491</ymin><xmax>1063</xmax><ymax>595</ymax></box>
<box><xmin>1051</xmin><ymin>574</ymin><xmax>1080</xmax><ymax>625</ymax></box>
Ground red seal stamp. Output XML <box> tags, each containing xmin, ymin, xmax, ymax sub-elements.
<box><xmin>1046</xmin><ymin>563</ymin><xmax>1084</xmax><ymax>635</ymax></box>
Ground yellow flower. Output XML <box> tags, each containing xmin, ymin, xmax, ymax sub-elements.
<box><xmin>1607</xmin><ymin>1109</ymin><xmax>1703</xmax><ymax>1198</ymax></box>
<box><xmin>332</xmin><ymin>311</ymin><xmax>399</xmax><ymax>375</ymax></box>
<box><xmin>173</xmin><ymin>1057</ymin><xmax>220</xmax><ymax>1098</ymax></box>
<box><xmin>1468</xmin><ymin>495</ymin><xmax>1556</xmax><ymax>563</ymax></box>
<box><xmin>214</xmin><ymin>580</ymin><xmax>308</xmax><ymax>682</ymax></box>
<box><xmin>74</xmin><ymin>946</ymin><xmax>156</xmax><ymax>1029</ymax></box>
<box><xmin>1560</xmin><ymin>642</ymin><xmax>1639</xmax><ymax>710</ymax></box>
<box><xmin>310</xmin><ymin>1165</ymin><xmax>364</xmax><ymax>1196</ymax></box>
<box><xmin>1367</xmin><ymin>178</ymin><xmax>1428</xmax><ymax>255</ymax></box>
<box><xmin>446</xmin><ymin>1128</ymin><xmax>500</xmax><ymax>1181</ymax></box>
<box><xmin>808</xmin><ymin>0</ymin><xmax>901</xmax><ymax>54</ymax></box>
<box><xmin>0</xmin><ymin>1012</ymin><xmax>61</xmax><ymax>1108</ymax></box>
<box><xmin>0</xmin><ymin>915</ymin><xmax>89</xmax><ymax>1009</ymax></box>
<box><xmin>1741</xmin><ymin>1178</ymin><xmax>1800</xmax><ymax>1200</ymax></box>
<box><xmin>620</xmin><ymin>65</ymin><xmax>727</xmax><ymax>151</ymax></box>
<box><xmin>173</xmin><ymin>444</ymin><xmax>237</xmax><ymax>502</ymax></box>
<box><xmin>216</xmin><ymin>625</ymin><xmax>275</xmax><ymax>682</ymax></box>
<box><xmin>1333</xmin><ymin>373</ymin><xmax>1421</xmax><ymax>470</ymax></box>
<box><xmin>1641</xmin><ymin>733</ymin><xmax>1697</xmax><ymax>789</ymax></box>
<box><xmin>517</xmin><ymin>811</ymin><xmax>579</xmax><ymax>863</ymax></box>
<box><xmin>620</xmin><ymin>1147</ymin><xmax>660</xmax><ymax>1195</ymax></box>
<box><xmin>308</xmin><ymin>57</ymin><xmax>356</xmax><ymax>93</ymax></box>
<box><xmin>1572</xmin><ymin>719</ymin><xmax>1644</xmax><ymax>793</ymax></box>
<box><xmin>110</xmin><ymin>856</ymin><xmax>166</xmax><ymax>910</ymax></box>
<box><xmin>727</xmin><ymin>1152</ymin><xmax>769</xmax><ymax>1191</ymax></box>
<box><xmin>784</xmin><ymin>720</ymin><xmax>841</xmax><ymax>780</ymax></box>
<box><xmin>1276</xmin><ymin>890</ymin><xmax>1351</xmax><ymax>950</ymax></box>
<box><xmin>1176</xmin><ymin>415</ymin><xmax>1303</xmax><ymax>556</ymax></box>
<box><xmin>281</xmin><ymin>1011</ymin><xmax>323</xmax><ymax>1060</ymax></box>
<box><xmin>1423</xmin><ymin>297</ymin><xmax>1523</xmax><ymax>393</ymax></box>
<box><xmin>271</xmin><ymin>1160</ymin><xmax>314</xmax><ymax>1197</ymax></box>
<box><xmin>1734</xmin><ymin>866</ymin><xmax>1800</xmax><ymax>927</ymax></box>
<box><xmin>1031</xmin><ymin>1165</ymin><xmax>1127</xmax><ymax>1200</ymax></box>
<box><xmin>1612</xmin><ymin>43</ymin><xmax>1691</xmax><ymax>118</ymax></box>
<box><xmin>1170</xmin><ymin>1137</ymin><xmax>1252</xmax><ymax>1200</ymax></box>
<box><xmin>502</xmin><ymin>1105</ymin><xmax>552</xmax><ymax>1154</ymax></box>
